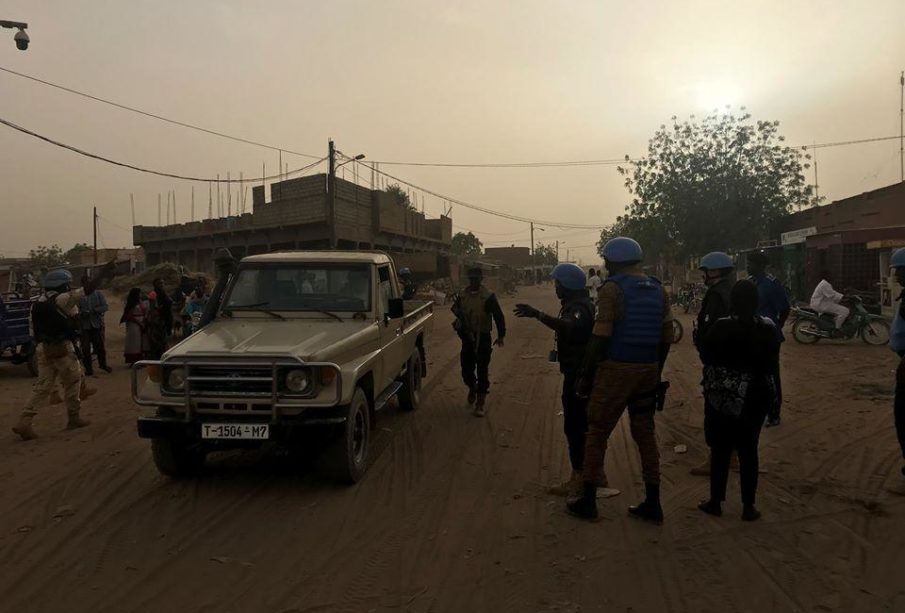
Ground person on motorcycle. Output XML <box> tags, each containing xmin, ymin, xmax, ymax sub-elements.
<box><xmin>809</xmin><ymin>270</ymin><xmax>849</xmax><ymax>329</ymax></box>
<box><xmin>889</xmin><ymin>248</ymin><xmax>905</xmax><ymax>477</ymax></box>
<box><xmin>691</xmin><ymin>251</ymin><xmax>737</xmax><ymax>476</ymax></box>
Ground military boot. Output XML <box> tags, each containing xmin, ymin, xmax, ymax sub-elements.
<box><xmin>566</xmin><ymin>482</ymin><xmax>599</xmax><ymax>520</ymax></box>
<box><xmin>66</xmin><ymin>410</ymin><xmax>91</xmax><ymax>430</ymax></box>
<box><xmin>548</xmin><ymin>470</ymin><xmax>582</xmax><ymax>497</ymax></box>
<box><xmin>80</xmin><ymin>380</ymin><xmax>98</xmax><ymax>400</ymax></box>
<box><xmin>628</xmin><ymin>483</ymin><xmax>664</xmax><ymax>524</ymax></box>
<box><xmin>12</xmin><ymin>414</ymin><xmax>38</xmax><ymax>441</ymax></box>
<box><xmin>473</xmin><ymin>393</ymin><xmax>487</xmax><ymax>417</ymax></box>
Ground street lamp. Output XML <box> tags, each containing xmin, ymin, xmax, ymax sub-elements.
<box><xmin>0</xmin><ymin>20</ymin><xmax>29</xmax><ymax>51</ymax></box>
<box><xmin>328</xmin><ymin>152</ymin><xmax>365</xmax><ymax>248</ymax></box>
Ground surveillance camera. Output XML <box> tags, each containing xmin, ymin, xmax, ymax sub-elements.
<box><xmin>14</xmin><ymin>28</ymin><xmax>28</xmax><ymax>51</ymax></box>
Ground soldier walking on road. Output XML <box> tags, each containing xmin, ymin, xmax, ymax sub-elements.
<box><xmin>567</xmin><ymin>237</ymin><xmax>673</xmax><ymax>522</ymax></box>
<box><xmin>12</xmin><ymin>261</ymin><xmax>116</xmax><ymax>440</ymax></box>
<box><xmin>888</xmin><ymin>248</ymin><xmax>905</xmax><ymax>478</ymax></box>
<box><xmin>690</xmin><ymin>252</ymin><xmax>736</xmax><ymax>477</ymax></box>
<box><xmin>746</xmin><ymin>252</ymin><xmax>790</xmax><ymax>427</ymax></box>
<box><xmin>514</xmin><ymin>263</ymin><xmax>595</xmax><ymax>496</ymax></box>
<box><xmin>452</xmin><ymin>267</ymin><xmax>505</xmax><ymax>417</ymax></box>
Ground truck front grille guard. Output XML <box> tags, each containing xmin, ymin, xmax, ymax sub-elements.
<box><xmin>130</xmin><ymin>356</ymin><xmax>342</xmax><ymax>424</ymax></box>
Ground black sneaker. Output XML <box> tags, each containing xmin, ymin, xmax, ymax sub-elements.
<box><xmin>467</xmin><ymin>388</ymin><xmax>476</xmax><ymax>406</ymax></box>
<box><xmin>566</xmin><ymin>495</ymin><xmax>599</xmax><ymax>521</ymax></box>
<box><xmin>628</xmin><ymin>500</ymin><xmax>664</xmax><ymax>524</ymax></box>
<box><xmin>742</xmin><ymin>506</ymin><xmax>762</xmax><ymax>522</ymax></box>
<box><xmin>698</xmin><ymin>499</ymin><xmax>722</xmax><ymax>517</ymax></box>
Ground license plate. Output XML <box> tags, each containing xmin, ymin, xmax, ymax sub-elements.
<box><xmin>201</xmin><ymin>423</ymin><xmax>270</xmax><ymax>440</ymax></box>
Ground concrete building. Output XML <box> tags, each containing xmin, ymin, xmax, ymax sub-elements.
<box><xmin>742</xmin><ymin>182</ymin><xmax>905</xmax><ymax>312</ymax></box>
<box><xmin>133</xmin><ymin>174</ymin><xmax>452</xmax><ymax>273</ymax></box>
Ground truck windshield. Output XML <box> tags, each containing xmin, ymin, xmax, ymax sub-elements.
<box><xmin>223</xmin><ymin>264</ymin><xmax>371</xmax><ymax>312</ymax></box>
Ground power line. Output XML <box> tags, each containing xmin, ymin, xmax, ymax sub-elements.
<box><xmin>355</xmin><ymin>158</ymin><xmax>606</xmax><ymax>230</ymax></box>
<box><xmin>0</xmin><ymin>65</ymin><xmax>322</xmax><ymax>160</ymax></box>
<box><xmin>0</xmin><ymin>114</ymin><xmax>326</xmax><ymax>183</ymax></box>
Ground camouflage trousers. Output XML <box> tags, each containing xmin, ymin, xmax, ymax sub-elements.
<box><xmin>582</xmin><ymin>361</ymin><xmax>661</xmax><ymax>486</ymax></box>
<box><xmin>21</xmin><ymin>342</ymin><xmax>83</xmax><ymax>418</ymax></box>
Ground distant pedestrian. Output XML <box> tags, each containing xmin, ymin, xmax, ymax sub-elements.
<box><xmin>587</xmin><ymin>268</ymin><xmax>602</xmax><ymax>298</ymax></box>
<box><xmin>121</xmin><ymin>287</ymin><xmax>148</xmax><ymax>364</ymax></box>
<box><xmin>746</xmin><ymin>251</ymin><xmax>790</xmax><ymax>427</ymax></box>
<box><xmin>514</xmin><ymin>263</ymin><xmax>595</xmax><ymax>496</ymax></box>
<box><xmin>152</xmin><ymin>278</ymin><xmax>174</xmax><ymax>337</ymax></box>
<box><xmin>697</xmin><ymin>280</ymin><xmax>779</xmax><ymax>521</ymax></box>
<box><xmin>78</xmin><ymin>275</ymin><xmax>111</xmax><ymax>375</ymax></box>
<box><xmin>452</xmin><ymin>267</ymin><xmax>505</xmax><ymax>417</ymax></box>
<box><xmin>145</xmin><ymin>289</ymin><xmax>168</xmax><ymax>360</ymax></box>
<box><xmin>888</xmin><ymin>248</ymin><xmax>905</xmax><ymax>478</ymax></box>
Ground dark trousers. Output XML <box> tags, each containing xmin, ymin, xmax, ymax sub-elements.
<box><xmin>80</xmin><ymin>327</ymin><xmax>107</xmax><ymax>374</ymax></box>
<box><xmin>768</xmin><ymin>355</ymin><xmax>783</xmax><ymax>421</ymax></box>
<box><xmin>705</xmin><ymin>405</ymin><xmax>767</xmax><ymax>505</ymax></box>
<box><xmin>562</xmin><ymin>371</ymin><xmax>589</xmax><ymax>472</ymax></box>
<box><xmin>895</xmin><ymin>367</ymin><xmax>905</xmax><ymax>459</ymax></box>
<box><xmin>460</xmin><ymin>332</ymin><xmax>492</xmax><ymax>394</ymax></box>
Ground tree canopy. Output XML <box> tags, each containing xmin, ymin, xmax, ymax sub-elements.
<box><xmin>28</xmin><ymin>244</ymin><xmax>67</xmax><ymax>272</ymax></box>
<box><xmin>610</xmin><ymin>109</ymin><xmax>815</xmax><ymax>259</ymax></box>
<box><xmin>534</xmin><ymin>243</ymin><xmax>559</xmax><ymax>266</ymax></box>
<box><xmin>386</xmin><ymin>183</ymin><xmax>417</xmax><ymax>211</ymax></box>
<box><xmin>450</xmin><ymin>231</ymin><xmax>483</xmax><ymax>257</ymax></box>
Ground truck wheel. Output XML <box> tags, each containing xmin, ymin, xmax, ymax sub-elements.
<box><xmin>398</xmin><ymin>349</ymin><xmax>423</xmax><ymax>412</ymax></box>
<box><xmin>321</xmin><ymin>387</ymin><xmax>371</xmax><ymax>484</ymax></box>
<box><xmin>151</xmin><ymin>438</ymin><xmax>206</xmax><ymax>478</ymax></box>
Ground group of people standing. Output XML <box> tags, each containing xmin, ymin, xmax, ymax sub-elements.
<box><xmin>454</xmin><ymin>236</ymin><xmax>900</xmax><ymax>525</ymax></box>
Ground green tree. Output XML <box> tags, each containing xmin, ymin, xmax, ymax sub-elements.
<box><xmin>386</xmin><ymin>183</ymin><xmax>417</xmax><ymax>211</ymax></box>
<box><xmin>617</xmin><ymin>109</ymin><xmax>815</xmax><ymax>258</ymax></box>
<box><xmin>534</xmin><ymin>242</ymin><xmax>559</xmax><ymax>266</ymax></box>
<box><xmin>451</xmin><ymin>231</ymin><xmax>483</xmax><ymax>257</ymax></box>
<box><xmin>65</xmin><ymin>242</ymin><xmax>92</xmax><ymax>261</ymax></box>
<box><xmin>28</xmin><ymin>244</ymin><xmax>67</xmax><ymax>272</ymax></box>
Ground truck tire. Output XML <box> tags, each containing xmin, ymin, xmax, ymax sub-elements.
<box><xmin>321</xmin><ymin>387</ymin><xmax>371</xmax><ymax>484</ymax></box>
<box><xmin>151</xmin><ymin>438</ymin><xmax>206</xmax><ymax>478</ymax></box>
<box><xmin>398</xmin><ymin>349</ymin><xmax>423</xmax><ymax>412</ymax></box>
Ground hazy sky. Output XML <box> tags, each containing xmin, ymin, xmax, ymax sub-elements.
<box><xmin>1</xmin><ymin>0</ymin><xmax>903</xmax><ymax>263</ymax></box>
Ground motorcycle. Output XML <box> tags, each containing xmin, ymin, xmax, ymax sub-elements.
<box><xmin>790</xmin><ymin>295</ymin><xmax>890</xmax><ymax>345</ymax></box>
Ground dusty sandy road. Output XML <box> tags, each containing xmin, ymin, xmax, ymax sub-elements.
<box><xmin>1</xmin><ymin>286</ymin><xmax>904</xmax><ymax>613</ymax></box>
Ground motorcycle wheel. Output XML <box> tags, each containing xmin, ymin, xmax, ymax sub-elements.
<box><xmin>860</xmin><ymin>319</ymin><xmax>890</xmax><ymax>346</ymax></box>
<box><xmin>792</xmin><ymin>319</ymin><xmax>821</xmax><ymax>344</ymax></box>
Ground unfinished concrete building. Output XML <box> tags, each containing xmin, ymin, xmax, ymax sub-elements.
<box><xmin>133</xmin><ymin>174</ymin><xmax>453</xmax><ymax>272</ymax></box>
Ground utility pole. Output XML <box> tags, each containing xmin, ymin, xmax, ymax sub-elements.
<box><xmin>530</xmin><ymin>222</ymin><xmax>535</xmax><ymax>283</ymax></box>
<box><xmin>158</xmin><ymin>193</ymin><xmax>161</xmax><ymax>226</ymax></box>
<box><xmin>92</xmin><ymin>206</ymin><xmax>98</xmax><ymax>265</ymax></box>
<box><xmin>900</xmin><ymin>70</ymin><xmax>904</xmax><ymax>182</ymax></box>
<box><xmin>556</xmin><ymin>240</ymin><xmax>559</xmax><ymax>262</ymax></box>
<box><xmin>328</xmin><ymin>138</ymin><xmax>337</xmax><ymax>249</ymax></box>
<box><xmin>813</xmin><ymin>143</ymin><xmax>819</xmax><ymax>204</ymax></box>
<box><xmin>191</xmin><ymin>185</ymin><xmax>195</xmax><ymax>221</ymax></box>
<box><xmin>130</xmin><ymin>193</ymin><xmax>135</xmax><ymax>227</ymax></box>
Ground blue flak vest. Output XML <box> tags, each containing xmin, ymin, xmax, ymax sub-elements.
<box><xmin>607</xmin><ymin>274</ymin><xmax>664</xmax><ymax>364</ymax></box>
<box><xmin>890</xmin><ymin>295</ymin><xmax>905</xmax><ymax>354</ymax></box>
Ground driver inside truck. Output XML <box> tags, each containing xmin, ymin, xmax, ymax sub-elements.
<box><xmin>341</xmin><ymin>270</ymin><xmax>370</xmax><ymax>307</ymax></box>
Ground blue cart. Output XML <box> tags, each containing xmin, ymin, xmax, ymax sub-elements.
<box><xmin>0</xmin><ymin>293</ymin><xmax>38</xmax><ymax>376</ymax></box>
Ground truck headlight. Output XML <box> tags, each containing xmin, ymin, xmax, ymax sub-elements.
<box><xmin>166</xmin><ymin>367</ymin><xmax>186</xmax><ymax>392</ymax></box>
<box><xmin>285</xmin><ymin>369</ymin><xmax>311</xmax><ymax>393</ymax></box>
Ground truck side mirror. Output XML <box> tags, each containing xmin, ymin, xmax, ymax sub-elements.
<box><xmin>388</xmin><ymin>298</ymin><xmax>404</xmax><ymax>319</ymax></box>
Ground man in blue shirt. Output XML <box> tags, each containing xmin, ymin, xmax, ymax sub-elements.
<box><xmin>747</xmin><ymin>252</ymin><xmax>790</xmax><ymax>427</ymax></box>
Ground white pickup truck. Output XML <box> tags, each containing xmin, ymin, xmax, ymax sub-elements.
<box><xmin>131</xmin><ymin>251</ymin><xmax>433</xmax><ymax>483</ymax></box>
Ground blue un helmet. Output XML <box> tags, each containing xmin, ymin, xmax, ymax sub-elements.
<box><xmin>699</xmin><ymin>251</ymin><xmax>735</xmax><ymax>271</ymax></box>
<box><xmin>398</xmin><ymin>267</ymin><xmax>412</xmax><ymax>276</ymax></box>
<box><xmin>890</xmin><ymin>248</ymin><xmax>905</xmax><ymax>270</ymax></box>
<box><xmin>550</xmin><ymin>263</ymin><xmax>587</xmax><ymax>291</ymax></box>
<box><xmin>42</xmin><ymin>268</ymin><xmax>72</xmax><ymax>290</ymax></box>
<box><xmin>602</xmin><ymin>237</ymin><xmax>643</xmax><ymax>264</ymax></box>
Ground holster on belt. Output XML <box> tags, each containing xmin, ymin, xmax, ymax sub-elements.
<box><xmin>627</xmin><ymin>380</ymin><xmax>671</xmax><ymax>414</ymax></box>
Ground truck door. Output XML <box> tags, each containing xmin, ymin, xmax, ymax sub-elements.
<box><xmin>377</xmin><ymin>263</ymin><xmax>407</xmax><ymax>391</ymax></box>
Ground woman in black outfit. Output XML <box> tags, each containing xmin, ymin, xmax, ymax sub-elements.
<box><xmin>698</xmin><ymin>280</ymin><xmax>779</xmax><ymax>521</ymax></box>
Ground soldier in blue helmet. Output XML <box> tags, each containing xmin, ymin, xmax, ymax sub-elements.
<box><xmin>12</xmin><ymin>260</ymin><xmax>116</xmax><ymax>440</ymax></box>
<box><xmin>398</xmin><ymin>267</ymin><xmax>416</xmax><ymax>300</ymax></box>
<box><xmin>690</xmin><ymin>251</ymin><xmax>737</xmax><ymax>477</ymax></box>
<box><xmin>514</xmin><ymin>262</ymin><xmax>596</xmax><ymax>496</ymax></box>
<box><xmin>567</xmin><ymin>237</ymin><xmax>674</xmax><ymax>522</ymax></box>
<box><xmin>889</xmin><ymin>247</ymin><xmax>905</xmax><ymax>477</ymax></box>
